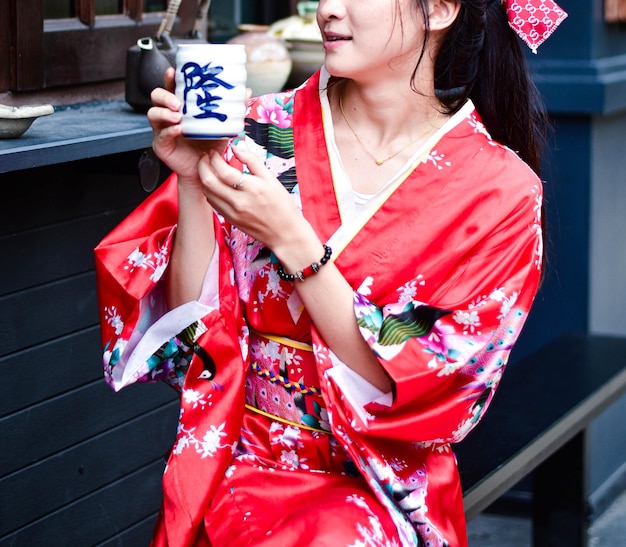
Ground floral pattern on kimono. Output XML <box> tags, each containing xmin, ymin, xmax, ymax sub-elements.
<box><xmin>94</xmin><ymin>68</ymin><xmax>543</xmax><ymax>547</ymax></box>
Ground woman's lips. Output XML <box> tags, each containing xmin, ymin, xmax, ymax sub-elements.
<box><xmin>323</xmin><ymin>32</ymin><xmax>351</xmax><ymax>50</ymax></box>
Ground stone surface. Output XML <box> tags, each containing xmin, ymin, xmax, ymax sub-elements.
<box><xmin>467</xmin><ymin>489</ymin><xmax>626</xmax><ymax>546</ymax></box>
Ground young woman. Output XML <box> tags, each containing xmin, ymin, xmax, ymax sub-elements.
<box><xmin>95</xmin><ymin>0</ymin><xmax>567</xmax><ymax>545</ymax></box>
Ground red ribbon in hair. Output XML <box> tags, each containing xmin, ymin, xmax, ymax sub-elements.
<box><xmin>501</xmin><ymin>0</ymin><xmax>568</xmax><ymax>53</ymax></box>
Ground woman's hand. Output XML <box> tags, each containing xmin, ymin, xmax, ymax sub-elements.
<box><xmin>197</xmin><ymin>145</ymin><xmax>316</xmax><ymax>256</ymax></box>
<box><xmin>148</xmin><ymin>67</ymin><xmax>226</xmax><ymax>186</ymax></box>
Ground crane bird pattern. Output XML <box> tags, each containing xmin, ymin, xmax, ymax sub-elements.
<box><xmin>359</xmin><ymin>302</ymin><xmax>452</xmax><ymax>347</ymax></box>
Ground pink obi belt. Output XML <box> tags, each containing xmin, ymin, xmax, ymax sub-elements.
<box><xmin>246</xmin><ymin>332</ymin><xmax>330</xmax><ymax>434</ymax></box>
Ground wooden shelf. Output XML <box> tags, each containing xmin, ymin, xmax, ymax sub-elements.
<box><xmin>0</xmin><ymin>100</ymin><xmax>153</xmax><ymax>174</ymax></box>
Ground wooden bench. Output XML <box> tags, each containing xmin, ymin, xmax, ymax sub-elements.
<box><xmin>455</xmin><ymin>333</ymin><xmax>626</xmax><ymax>546</ymax></box>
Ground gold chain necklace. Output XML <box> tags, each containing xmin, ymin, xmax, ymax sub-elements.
<box><xmin>339</xmin><ymin>94</ymin><xmax>440</xmax><ymax>166</ymax></box>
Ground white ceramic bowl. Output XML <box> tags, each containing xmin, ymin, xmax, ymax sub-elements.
<box><xmin>0</xmin><ymin>104</ymin><xmax>54</xmax><ymax>139</ymax></box>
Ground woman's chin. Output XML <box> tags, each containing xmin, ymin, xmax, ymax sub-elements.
<box><xmin>323</xmin><ymin>62</ymin><xmax>352</xmax><ymax>80</ymax></box>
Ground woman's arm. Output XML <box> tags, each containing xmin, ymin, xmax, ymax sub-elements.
<box><xmin>165</xmin><ymin>184</ymin><xmax>216</xmax><ymax>309</ymax></box>
<box><xmin>284</xmin><ymin>248</ymin><xmax>393</xmax><ymax>393</ymax></box>
<box><xmin>148</xmin><ymin>68</ymin><xmax>224</xmax><ymax>308</ymax></box>
<box><xmin>196</xmin><ymin>145</ymin><xmax>392</xmax><ymax>392</ymax></box>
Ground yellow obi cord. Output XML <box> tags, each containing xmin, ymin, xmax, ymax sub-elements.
<box><xmin>244</xmin><ymin>404</ymin><xmax>329</xmax><ymax>434</ymax></box>
<box><xmin>252</xmin><ymin>331</ymin><xmax>313</xmax><ymax>352</ymax></box>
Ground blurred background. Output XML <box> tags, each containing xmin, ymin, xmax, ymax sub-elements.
<box><xmin>1</xmin><ymin>1</ymin><xmax>625</xmax><ymax>544</ymax></box>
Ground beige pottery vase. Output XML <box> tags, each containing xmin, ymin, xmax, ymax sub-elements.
<box><xmin>228</xmin><ymin>25</ymin><xmax>292</xmax><ymax>97</ymax></box>
<box><xmin>268</xmin><ymin>1</ymin><xmax>324</xmax><ymax>89</ymax></box>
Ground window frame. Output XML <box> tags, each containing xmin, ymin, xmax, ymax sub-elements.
<box><xmin>1</xmin><ymin>0</ymin><xmax>299</xmax><ymax>94</ymax></box>
<box><xmin>1</xmin><ymin>0</ymin><xmax>196</xmax><ymax>92</ymax></box>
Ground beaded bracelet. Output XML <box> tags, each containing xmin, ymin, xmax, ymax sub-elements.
<box><xmin>277</xmin><ymin>245</ymin><xmax>332</xmax><ymax>282</ymax></box>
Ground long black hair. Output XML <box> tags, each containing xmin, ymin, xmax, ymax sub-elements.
<box><xmin>429</xmin><ymin>0</ymin><xmax>549</xmax><ymax>276</ymax></box>
<box><xmin>414</xmin><ymin>0</ymin><xmax>548</xmax><ymax>176</ymax></box>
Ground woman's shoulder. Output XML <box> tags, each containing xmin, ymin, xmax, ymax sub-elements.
<box><xmin>450</xmin><ymin>105</ymin><xmax>541</xmax><ymax>188</ymax></box>
<box><xmin>432</xmin><ymin>105</ymin><xmax>542</xmax><ymax>218</ymax></box>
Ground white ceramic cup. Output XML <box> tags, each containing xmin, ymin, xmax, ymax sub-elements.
<box><xmin>175</xmin><ymin>44</ymin><xmax>247</xmax><ymax>139</ymax></box>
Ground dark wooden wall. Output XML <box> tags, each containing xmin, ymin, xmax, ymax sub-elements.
<box><xmin>0</xmin><ymin>4</ymin><xmax>299</xmax><ymax>542</ymax></box>
<box><xmin>0</xmin><ymin>151</ymin><xmax>178</xmax><ymax>546</ymax></box>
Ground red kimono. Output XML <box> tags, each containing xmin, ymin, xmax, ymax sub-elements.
<box><xmin>95</xmin><ymin>69</ymin><xmax>543</xmax><ymax>546</ymax></box>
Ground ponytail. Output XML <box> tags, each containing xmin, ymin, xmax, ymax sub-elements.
<box><xmin>433</xmin><ymin>0</ymin><xmax>548</xmax><ymax>176</ymax></box>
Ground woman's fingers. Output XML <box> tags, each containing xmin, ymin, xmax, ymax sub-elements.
<box><xmin>150</xmin><ymin>86</ymin><xmax>182</xmax><ymax>114</ymax></box>
<box><xmin>230</xmin><ymin>146</ymin><xmax>274</xmax><ymax>182</ymax></box>
<box><xmin>204</xmin><ymin>144</ymin><xmax>289</xmax><ymax>198</ymax></box>
<box><xmin>198</xmin><ymin>151</ymin><xmax>238</xmax><ymax>199</ymax></box>
<box><xmin>147</xmin><ymin>106</ymin><xmax>183</xmax><ymax>155</ymax></box>
<box><xmin>202</xmin><ymin>145</ymin><xmax>278</xmax><ymax>197</ymax></box>
<box><xmin>147</xmin><ymin>86</ymin><xmax>183</xmax><ymax>144</ymax></box>
<box><xmin>164</xmin><ymin>66</ymin><xmax>176</xmax><ymax>93</ymax></box>
<box><xmin>147</xmin><ymin>105</ymin><xmax>182</xmax><ymax>131</ymax></box>
<box><xmin>197</xmin><ymin>146</ymin><xmax>302</xmax><ymax>250</ymax></box>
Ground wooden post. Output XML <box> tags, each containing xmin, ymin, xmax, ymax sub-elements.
<box><xmin>126</xmin><ymin>0</ymin><xmax>144</xmax><ymax>22</ymax></box>
<box><xmin>13</xmin><ymin>0</ymin><xmax>45</xmax><ymax>90</ymax></box>
<box><xmin>605</xmin><ymin>0</ymin><xmax>626</xmax><ymax>22</ymax></box>
<box><xmin>0</xmin><ymin>0</ymin><xmax>10</xmax><ymax>91</ymax></box>
<box><xmin>76</xmin><ymin>0</ymin><xmax>96</xmax><ymax>27</ymax></box>
<box><xmin>533</xmin><ymin>432</ymin><xmax>590</xmax><ymax>547</ymax></box>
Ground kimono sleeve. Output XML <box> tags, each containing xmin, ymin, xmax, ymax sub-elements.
<box><xmin>329</xmin><ymin>179</ymin><xmax>543</xmax><ymax>446</ymax></box>
<box><xmin>94</xmin><ymin>173</ymin><xmax>233</xmax><ymax>392</ymax></box>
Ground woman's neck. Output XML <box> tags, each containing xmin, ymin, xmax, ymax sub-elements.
<box><xmin>332</xmin><ymin>79</ymin><xmax>442</xmax><ymax>148</ymax></box>
<box><xmin>327</xmin><ymin>78</ymin><xmax>447</xmax><ymax>195</ymax></box>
